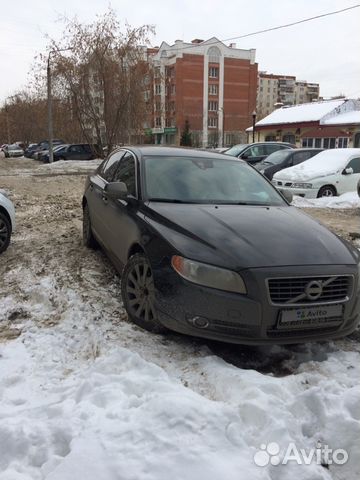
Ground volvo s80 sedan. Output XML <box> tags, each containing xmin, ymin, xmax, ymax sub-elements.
<box><xmin>82</xmin><ymin>146</ymin><xmax>360</xmax><ymax>344</ymax></box>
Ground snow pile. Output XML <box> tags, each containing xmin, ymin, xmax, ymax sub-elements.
<box><xmin>1</xmin><ymin>263</ymin><xmax>360</xmax><ymax>479</ymax></box>
<box><xmin>292</xmin><ymin>191</ymin><xmax>360</xmax><ymax>208</ymax></box>
<box><xmin>37</xmin><ymin>159</ymin><xmax>102</xmax><ymax>174</ymax></box>
<box><xmin>273</xmin><ymin>149</ymin><xmax>360</xmax><ymax>181</ymax></box>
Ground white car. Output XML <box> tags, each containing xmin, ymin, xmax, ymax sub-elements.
<box><xmin>0</xmin><ymin>190</ymin><xmax>15</xmax><ymax>253</ymax></box>
<box><xmin>272</xmin><ymin>148</ymin><xmax>360</xmax><ymax>198</ymax></box>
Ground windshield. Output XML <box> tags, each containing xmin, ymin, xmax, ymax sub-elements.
<box><xmin>224</xmin><ymin>144</ymin><xmax>248</xmax><ymax>157</ymax></box>
<box><xmin>144</xmin><ymin>156</ymin><xmax>286</xmax><ymax>206</ymax></box>
<box><xmin>8</xmin><ymin>145</ymin><xmax>20</xmax><ymax>150</ymax></box>
<box><xmin>262</xmin><ymin>150</ymin><xmax>290</xmax><ymax>165</ymax></box>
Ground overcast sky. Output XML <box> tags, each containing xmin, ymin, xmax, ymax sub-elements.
<box><xmin>1</xmin><ymin>0</ymin><xmax>359</xmax><ymax>102</ymax></box>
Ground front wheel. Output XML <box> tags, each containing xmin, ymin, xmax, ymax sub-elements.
<box><xmin>317</xmin><ymin>185</ymin><xmax>337</xmax><ymax>198</ymax></box>
<box><xmin>121</xmin><ymin>253</ymin><xmax>167</xmax><ymax>333</ymax></box>
<box><xmin>0</xmin><ymin>212</ymin><xmax>11</xmax><ymax>254</ymax></box>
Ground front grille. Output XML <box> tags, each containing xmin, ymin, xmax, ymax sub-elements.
<box><xmin>267</xmin><ymin>275</ymin><xmax>352</xmax><ymax>305</ymax></box>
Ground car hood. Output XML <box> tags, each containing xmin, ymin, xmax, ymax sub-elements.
<box><xmin>144</xmin><ymin>203</ymin><xmax>357</xmax><ymax>269</ymax></box>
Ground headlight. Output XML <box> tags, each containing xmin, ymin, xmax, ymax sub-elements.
<box><xmin>291</xmin><ymin>182</ymin><xmax>313</xmax><ymax>189</ymax></box>
<box><xmin>171</xmin><ymin>256</ymin><xmax>247</xmax><ymax>294</ymax></box>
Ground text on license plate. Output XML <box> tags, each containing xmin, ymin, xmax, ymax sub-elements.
<box><xmin>278</xmin><ymin>304</ymin><xmax>343</xmax><ymax>329</ymax></box>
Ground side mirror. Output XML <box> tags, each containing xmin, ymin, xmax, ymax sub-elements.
<box><xmin>279</xmin><ymin>188</ymin><xmax>293</xmax><ymax>203</ymax></box>
<box><xmin>241</xmin><ymin>153</ymin><xmax>248</xmax><ymax>160</ymax></box>
<box><xmin>105</xmin><ymin>182</ymin><xmax>128</xmax><ymax>200</ymax></box>
<box><xmin>342</xmin><ymin>167</ymin><xmax>353</xmax><ymax>175</ymax></box>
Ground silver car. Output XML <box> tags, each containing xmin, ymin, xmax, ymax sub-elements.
<box><xmin>0</xmin><ymin>191</ymin><xmax>15</xmax><ymax>253</ymax></box>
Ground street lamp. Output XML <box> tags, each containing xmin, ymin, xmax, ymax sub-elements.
<box><xmin>252</xmin><ymin>110</ymin><xmax>257</xmax><ymax>143</ymax></box>
<box><xmin>47</xmin><ymin>47</ymin><xmax>73</xmax><ymax>163</ymax></box>
<box><xmin>217</xmin><ymin>107</ymin><xmax>224</xmax><ymax>148</ymax></box>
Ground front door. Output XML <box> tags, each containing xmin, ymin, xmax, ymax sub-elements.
<box><xmin>338</xmin><ymin>157</ymin><xmax>360</xmax><ymax>194</ymax></box>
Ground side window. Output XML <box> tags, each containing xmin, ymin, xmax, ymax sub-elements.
<box><xmin>265</xmin><ymin>144</ymin><xmax>283</xmax><ymax>155</ymax></box>
<box><xmin>69</xmin><ymin>145</ymin><xmax>83</xmax><ymax>153</ymax></box>
<box><xmin>245</xmin><ymin>145</ymin><xmax>266</xmax><ymax>157</ymax></box>
<box><xmin>112</xmin><ymin>152</ymin><xmax>137</xmax><ymax>197</ymax></box>
<box><xmin>100</xmin><ymin>150</ymin><xmax>125</xmax><ymax>181</ymax></box>
<box><xmin>346</xmin><ymin>157</ymin><xmax>360</xmax><ymax>173</ymax></box>
<box><xmin>293</xmin><ymin>152</ymin><xmax>311</xmax><ymax>165</ymax></box>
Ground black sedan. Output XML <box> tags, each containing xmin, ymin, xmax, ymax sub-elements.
<box><xmin>83</xmin><ymin>146</ymin><xmax>360</xmax><ymax>344</ymax></box>
<box><xmin>255</xmin><ymin>148</ymin><xmax>324</xmax><ymax>180</ymax></box>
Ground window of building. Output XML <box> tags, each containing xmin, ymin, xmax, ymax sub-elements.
<box><xmin>171</xmin><ymin>84</ymin><xmax>176</xmax><ymax>95</ymax></box>
<box><xmin>155</xmin><ymin>102</ymin><xmax>161</xmax><ymax>111</ymax></box>
<box><xmin>208</xmin><ymin>101</ymin><xmax>218</xmax><ymax>111</ymax></box>
<box><xmin>209</xmin><ymin>84</ymin><xmax>218</xmax><ymax>95</ymax></box>
<box><xmin>155</xmin><ymin>84</ymin><xmax>161</xmax><ymax>95</ymax></box>
<box><xmin>209</xmin><ymin>67</ymin><xmax>219</xmax><ymax>78</ymax></box>
<box><xmin>208</xmin><ymin>46</ymin><xmax>221</xmax><ymax>63</ymax></box>
<box><xmin>338</xmin><ymin>137</ymin><xmax>348</xmax><ymax>148</ymax></box>
<box><xmin>208</xmin><ymin>116</ymin><xmax>218</xmax><ymax>128</ymax></box>
<box><xmin>155</xmin><ymin>117</ymin><xmax>161</xmax><ymax>127</ymax></box>
<box><xmin>315</xmin><ymin>138</ymin><xmax>322</xmax><ymax>148</ymax></box>
<box><xmin>144</xmin><ymin>90</ymin><xmax>150</xmax><ymax>102</ymax></box>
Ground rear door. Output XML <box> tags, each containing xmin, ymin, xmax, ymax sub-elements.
<box><xmin>86</xmin><ymin>150</ymin><xmax>126</xmax><ymax>246</ymax></box>
<box><xmin>66</xmin><ymin>145</ymin><xmax>84</xmax><ymax>160</ymax></box>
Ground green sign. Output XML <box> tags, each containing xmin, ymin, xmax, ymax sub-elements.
<box><xmin>144</xmin><ymin>128</ymin><xmax>152</xmax><ymax>136</ymax></box>
<box><xmin>164</xmin><ymin>127</ymin><xmax>177</xmax><ymax>134</ymax></box>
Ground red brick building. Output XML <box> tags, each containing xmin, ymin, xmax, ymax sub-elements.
<box><xmin>146</xmin><ymin>38</ymin><xmax>258</xmax><ymax>147</ymax></box>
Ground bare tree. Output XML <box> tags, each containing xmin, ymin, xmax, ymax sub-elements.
<box><xmin>41</xmin><ymin>9</ymin><xmax>154</xmax><ymax>151</ymax></box>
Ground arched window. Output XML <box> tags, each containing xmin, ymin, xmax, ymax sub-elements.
<box><xmin>208</xmin><ymin>46</ymin><xmax>221</xmax><ymax>63</ymax></box>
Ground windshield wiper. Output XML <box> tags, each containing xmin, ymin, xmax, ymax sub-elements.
<box><xmin>148</xmin><ymin>198</ymin><xmax>198</xmax><ymax>204</ymax></box>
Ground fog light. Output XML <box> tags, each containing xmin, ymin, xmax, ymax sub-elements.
<box><xmin>188</xmin><ymin>316</ymin><xmax>209</xmax><ymax>329</ymax></box>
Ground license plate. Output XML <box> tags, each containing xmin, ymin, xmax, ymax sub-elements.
<box><xmin>278</xmin><ymin>304</ymin><xmax>343</xmax><ymax>329</ymax></box>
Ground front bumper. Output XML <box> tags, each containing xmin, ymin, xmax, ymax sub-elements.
<box><xmin>273</xmin><ymin>182</ymin><xmax>319</xmax><ymax>199</ymax></box>
<box><xmin>153</xmin><ymin>263</ymin><xmax>360</xmax><ymax>345</ymax></box>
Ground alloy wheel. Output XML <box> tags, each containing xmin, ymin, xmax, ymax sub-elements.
<box><xmin>126</xmin><ymin>260</ymin><xmax>156</xmax><ymax>323</ymax></box>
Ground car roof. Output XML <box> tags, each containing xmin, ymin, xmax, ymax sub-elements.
<box><xmin>116</xmin><ymin>145</ymin><xmax>242</xmax><ymax>161</ymax></box>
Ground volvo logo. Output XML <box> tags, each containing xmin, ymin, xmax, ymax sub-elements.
<box><xmin>305</xmin><ymin>280</ymin><xmax>323</xmax><ymax>300</ymax></box>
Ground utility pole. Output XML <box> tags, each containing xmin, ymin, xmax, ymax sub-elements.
<box><xmin>252</xmin><ymin>110</ymin><xmax>257</xmax><ymax>143</ymax></box>
<box><xmin>47</xmin><ymin>54</ymin><xmax>54</xmax><ymax>163</ymax></box>
<box><xmin>47</xmin><ymin>47</ymin><xmax>73</xmax><ymax>163</ymax></box>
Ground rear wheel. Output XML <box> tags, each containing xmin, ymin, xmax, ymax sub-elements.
<box><xmin>121</xmin><ymin>253</ymin><xmax>166</xmax><ymax>333</ymax></box>
<box><xmin>83</xmin><ymin>204</ymin><xmax>98</xmax><ymax>249</ymax></box>
<box><xmin>0</xmin><ymin>212</ymin><xmax>11</xmax><ymax>254</ymax></box>
<box><xmin>317</xmin><ymin>185</ymin><xmax>336</xmax><ymax>198</ymax></box>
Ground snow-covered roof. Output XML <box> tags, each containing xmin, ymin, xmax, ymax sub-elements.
<box><xmin>256</xmin><ymin>99</ymin><xmax>345</xmax><ymax>127</ymax></box>
<box><xmin>323</xmin><ymin>110</ymin><xmax>360</xmax><ymax>125</ymax></box>
<box><xmin>274</xmin><ymin>148</ymin><xmax>360</xmax><ymax>181</ymax></box>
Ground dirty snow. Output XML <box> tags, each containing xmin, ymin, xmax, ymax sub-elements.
<box><xmin>273</xmin><ymin>149</ymin><xmax>360</xmax><ymax>181</ymax></box>
<box><xmin>292</xmin><ymin>192</ymin><xmax>360</xmax><ymax>209</ymax></box>
<box><xmin>1</xmin><ymin>157</ymin><xmax>360</xmax><ymax>480</ymax></box>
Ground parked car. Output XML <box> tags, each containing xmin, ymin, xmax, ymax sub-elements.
<box><xmin>273</xmin><ymin>148</ymin><xmax>360</xmax><ymax>198</ymax></box>
<box><xmin>0</xmin><ymin>190</ymin><xmax>15</xmax><ymax>254</ymax></box>
<box><xmin>24</xmin><ymin>143</ymin><xmax>39</xmax><ymax>158</ymax></box>
<box><xmin>82</xmin><ymin>146</ymin><xmax>360</xmax><ymax>345</ymax></box>
<box><xmin>3</xmin><ymin>144</ymin><xmax>24</xmax><ymax>158</ymax></box>
<box><xmin>42</xmin><ymin>143</ymin><xmax>102</xmax><ymax>162</ymax></box>
<box><xmin>255</xmin><ymin>148</ymin><xmax>324</xmax><ymax>180</ymax></box>
<box><xmin>224</xmin><ymin>142</ymin><xmax>295</xmax><ymax>164</ymax></box>
<box><xmin>37</xmin><ymin>144</ymin><xmax>68</xmax><ymax>162</ymax></box>
<box><xmin>32</xmin><ymin>139</ymin><xmax>65</xmax><ymax>160</ymax></box>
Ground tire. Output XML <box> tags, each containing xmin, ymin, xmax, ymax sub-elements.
<box><xmin>82</xmin><ymin>204</ymin><xmax>98</xmax><ymax>249</ymax></box>
<box><xmin>317</xmin><ymin>185</ymin><xmax>337</xmax><ymax>198</ymax></box>
<box><xmin>121</xmin><ymin>253</ymin><xmax>167</xmax><ymax>333</ymax></box>
<box><xmin>357</xmin><ymin>179</ymin><xmax>360</xmax><ymax>198</ymax></box>
<box><xmin>0</xmin><ymin>212</ymin><xmax>11</xmax><ymax>254</ymax></box>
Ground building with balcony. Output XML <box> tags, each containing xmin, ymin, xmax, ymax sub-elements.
<box><xmin>146</xmin><ymin>38</ymin><xmax>258</xmax><ymax>147</ymax></box>
<box><xmin>257</xmin><ymin>72</ymin><xmax>320</xmax><ymax>120</ymax></box>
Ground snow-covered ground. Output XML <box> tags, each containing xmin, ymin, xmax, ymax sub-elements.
<box><xmin>1</xmin><ymin>158</ymin><xmax>359</xmax><ymax>480</ymax></box>
<box><xmin>292</xmin><ymin>192</ymin><xmax>360</xmax><ymax>209</ymax></box>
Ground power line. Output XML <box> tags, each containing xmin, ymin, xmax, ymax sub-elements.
<box><xmin>167</xmin><ymin>4</ymin><xmax>360</xmax><ymax>52</ymax></box>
